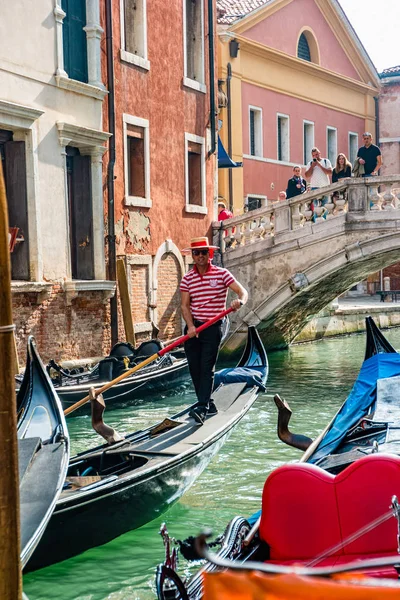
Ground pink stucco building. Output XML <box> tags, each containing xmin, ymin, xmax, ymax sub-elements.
<box><xmin>217</xmin><ymin>0</ymin><xmax>380</xmax><ymax>211</ymax></box>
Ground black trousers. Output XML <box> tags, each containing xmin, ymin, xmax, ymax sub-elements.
<box><xmin>184</xmin><ymin>320</ymin><xmax>223</xmax><ymax>407</ymax></box>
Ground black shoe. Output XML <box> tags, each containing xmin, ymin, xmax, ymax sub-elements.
<box><xmin>207</xmin><ymin>401</ymin><xmax>218</xmax><ymax>415</ymax></box>
<box><xmin>189</xmin><ymin>406</ymin><xmax>206</xmax><ymax>425</ymax></box>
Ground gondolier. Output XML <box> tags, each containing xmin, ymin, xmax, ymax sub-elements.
<box><xmin>181</xmin><ymin>237</ymin><xmax>248</xmax><ymax>425</ymax></box>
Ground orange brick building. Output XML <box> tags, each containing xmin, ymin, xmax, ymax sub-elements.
<box><xmin>104</xmin><ymin>0</ymin><xmax>218</xmax><ymax>344</ymax></box>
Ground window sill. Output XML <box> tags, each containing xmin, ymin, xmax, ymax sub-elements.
<box><xmin>11</xmin><ymin>281</ymin><xmax>52</xmax><ymax>304</ymax></box>
<box><xmin>62</xmin><ymin>280</ymin><xmax>116</xmax><ymax>305</ymax></box>
<box><xmin>183</xmin><ymin>77</ymin><xmax>206</xmax><ymax>94</ymax></box>
<box><xmin>185</xmin><ymin>204</ymin><xmax>208</xmax><ymax>215</ymax></box>
<box><xmin>55</xmin><ymin>76</ymin><xmax>108</xmax><ymax>100</ymax></box>
<box><xmin>120</xmin><ymin>49</ymin><xmax>150</xmax><ymax>71</ymax></box>
<box><xmin>124</xmin><ymin>195</ymin><xmax>152</xmax><ymax>208</ymax></box>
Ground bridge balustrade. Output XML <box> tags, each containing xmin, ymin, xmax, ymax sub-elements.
<box><xmin>213</xmin><ymin>176</ymin><xmax>400</xmax><ymax>254</ymax></box>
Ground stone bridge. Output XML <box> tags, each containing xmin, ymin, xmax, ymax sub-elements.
<box><xmin>213</xmin><ymin>175</ymin><xmax>400</xmax><ymax>355</ymax></box>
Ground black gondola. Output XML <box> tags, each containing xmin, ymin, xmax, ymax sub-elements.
<box><xmin>42</xmin><ymin>339</ymin><xmax>190</xmax><ymax>412</ymax></box>
<box><xmin>26</xmin><ymin>325</ymin><xmax>268</xmax><ymax>571</ymax></box>
<box><xmin>154</xmin><ymin>318</ymin><xmax>400</xmax><ymax>599</ymax></box>
<box><xmin>18</xmin><ymin>338</ymin><xmax>69</xmax><ymax>568</ymax></box>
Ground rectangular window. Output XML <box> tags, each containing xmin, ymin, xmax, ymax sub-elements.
<box><xmin>249</xmin><ymin>107</ymin><xmax>262</xmax><ymax>157</ymax></box>
<box><xmin>349</xmin><ymin>132</ymin><xmax>358</xmax><ymax>164</ymax></box>
<box><xmin>277</xmin><ymin>114</ymin><xmax>290</xmax><ymax>162</ymax></box>
<box><xmin>1</xmin><ymin>129</ymin><xmax>30</xmax><ymax>280</ymax></box>
<box><xmin>303</xmin><ymin>121</ymin><xmax>314</xmax><ymax>165</ymax></box>
<box><xmin>62</xmin><ymin>0</ymin><xmax>88</xmax><ymax>83</ymax></box>
<box><xmin>327</xmin><ymin>126</ymin><xmax>337</xmax><ymax>166</ymax></box>
<box><xmin>121</xmin><ymin>0</ymin><xmax>149</xmax><ymax>69</ymax></box>
<box><xmin>246</xmin><ymin>195</ymin><xmax>267</xmax><ymax>211</ymax></box>
<box><xmin>183</xmin><ymin>0</ymin><xmax>205</xmax><ymax>88</ymax></box>
<box><xmin>66</xmin><ymin>147</ymin><xmax>94</xmax><ymax>280</ymax></box>
<box><xmin>127</xmin><ymin>125</ymin><xmax>145</xmax><ymax>198</ymax></box>
<box><xmin>123</xmin><ymin>114</ymin><xmax>151</xmax><ymax>207</ymax></box>
<box><xmin>185</xmin><ymin>133</ymin><xmax>206</xmax><ymax>214</ymax></box>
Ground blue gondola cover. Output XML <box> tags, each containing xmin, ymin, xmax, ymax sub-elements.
<box><xmin>309</xmin><ymin>353</ymin><xmax>400</xmax><ymax>463</ymax></box>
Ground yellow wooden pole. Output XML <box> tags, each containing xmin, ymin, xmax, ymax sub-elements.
<box><xmin>0</xmin><ymin>161</ymin><xmax>22</xmax><ymax>597</ymax></box>
<box><xmin>116</xmin><ymin>258</ymin><xmax>135</xmax><ymax>346</ymax></box>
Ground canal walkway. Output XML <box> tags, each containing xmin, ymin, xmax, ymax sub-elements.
<box><xmin>294</xmin><ymin>294</ymin><xmax>400</xmax><ymax>343</ymax></box>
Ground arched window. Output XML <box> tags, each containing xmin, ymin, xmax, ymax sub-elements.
<box><xmin>297</xmin><ymin>33</ymin><xmax>311</xmax><ymax>62</ymax></box>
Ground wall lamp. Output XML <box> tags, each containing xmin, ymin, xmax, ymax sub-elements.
<box><xmin>229</xmin><ymin>39</ymin><xmax>240</xmax><ymax>59</ymax></box>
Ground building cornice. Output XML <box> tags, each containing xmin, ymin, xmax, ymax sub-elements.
<box><xmin>234</xmin><ymin>34</ymin><xmax>379</xmax><ymax>96</ymax></box>
<box><xmin>0</xmin><ymin>100</ymin><xmax>44</xmax><ymax>127</ymax></box>
<box><xmin>224</xmin><ymin>0</ymin><xmax>380</xmax><ymax>90</ymax></box>
<box><xmin>57</xmin><ymin>122</ymin><xmax>111</xmax><ymax>149</ymax></box>
<box><xmin>314</xmin><ymin>0</ymin><xmax>380</xmax><ymax>89</ymax></box>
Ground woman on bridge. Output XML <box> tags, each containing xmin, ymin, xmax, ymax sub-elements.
<box><xmin>332</xmin><ymin>153</ymin><xmax>352</xmax><ymax>182</ymax></box>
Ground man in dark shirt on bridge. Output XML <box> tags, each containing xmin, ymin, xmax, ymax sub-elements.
<box><xmin>357</xmin><ymin>132</ymin><xmax>382</xmax><ymax>176</ymax></box>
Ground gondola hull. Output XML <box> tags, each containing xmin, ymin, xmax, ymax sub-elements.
<box><xmin>56</xmin><ymin>355</ymin><xmax>189</xmax><ymax>411</ymax></box>
<box><xmin>18</xmin><ymin>338</ymin><xmax>69</xmax><ymax>568</ymax></box>
<box><xmin>26</xmin><ymin>326</ymin><xmax>268</xmax><ymax>571</ymax></box>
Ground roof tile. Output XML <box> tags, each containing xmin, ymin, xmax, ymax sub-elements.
<box><xmin>217</xmin><ymin>0</ymin><xmax>270</xmax><ymax>25</ymax></box>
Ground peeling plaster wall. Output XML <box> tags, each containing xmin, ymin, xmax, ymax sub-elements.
<box><xmin>115</xmin><ymin>210</ymin><xmax>151</xmax><ymax>254</ymax></box>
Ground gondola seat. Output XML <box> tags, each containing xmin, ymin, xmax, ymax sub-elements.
<box><xmin>259</xmin><ymin>454</ymin><xmax>400</xmax><ymax>578</ymax></box>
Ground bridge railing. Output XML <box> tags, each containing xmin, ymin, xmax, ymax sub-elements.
<box><xmin>213</xmin><ymin>176</ymin><xmax>400</xmax><ymax>253</ymax></box>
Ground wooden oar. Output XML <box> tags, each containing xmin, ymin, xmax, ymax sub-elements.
<box><xmin>64</xmin><ymin>307</ymin><xmax>235</xmax><ymax>416</ymax></box>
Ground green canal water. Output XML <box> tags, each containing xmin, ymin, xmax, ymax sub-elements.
<box><xmin>23</xmin><ymin>327</ymin><xmax>400</xmax><ymax>600</ymax></box>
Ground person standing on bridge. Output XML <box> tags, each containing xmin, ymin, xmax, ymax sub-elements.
<box><xmin>357</xmin><ymin>132</ymin><xmax>382</xmax><ymax>177</ymax></box>
<box><xmin>305</xmin><ymin>147</ymin><xmax>333</xmax><ymax>217</ymax></box>
<box><xmin>180</xmin><ymin>236</ymin><xmax>248</xmax><ymax>426</ymax></box>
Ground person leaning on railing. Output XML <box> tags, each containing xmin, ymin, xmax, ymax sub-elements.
<box><xmin>332</xmin><ymin>153</ymin><xmax>352</xmax><ymax>205</ymax></box>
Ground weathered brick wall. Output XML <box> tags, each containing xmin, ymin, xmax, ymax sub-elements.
<box><xmin>13</xmin><ymin>285</ymin><xmax>111</xmax><ymax>364</ymax></box>
<box><xmin>157</xmin><ymin>253</ymin><xmax>182</xmax><ymax>341</ymax></box>
<box><xmin>130</xmin><ymin>264</ymin><xmax>149</xmax><ymax>323</ymax></box>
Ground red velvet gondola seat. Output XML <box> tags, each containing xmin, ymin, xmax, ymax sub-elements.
<box><xmin>259</xmin><ymin>454</ymin><xmax>400</xmax><ymax>578</ymax></box>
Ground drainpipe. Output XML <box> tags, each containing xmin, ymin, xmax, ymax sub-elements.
<box><xmin>105</xmin><ymin>0</ymin><xmax>118</xmax><ymax>346</ymax></box>
<box><xmin>207</xmin><ymin>0</ymin><xmax>216</xmax><ymax>157</ymax></box>
<box><xmin>374</xmin><ymin>96</ymin><xmax>380</xmax><ymax>149</ymax></box>
<box><xmin>227</xmin><ymin>62</ymin><xmax>233</xmax><ymax>212</ymax></box>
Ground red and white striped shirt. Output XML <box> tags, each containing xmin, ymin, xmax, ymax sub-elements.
<box><xmin>180</xmin><ymin>263</ymin><xmax>235</xmax><ymax>321</ymax></box>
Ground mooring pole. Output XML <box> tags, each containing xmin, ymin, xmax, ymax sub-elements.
<box><xmin>0</xmin><ymin>161</ymin><xmax>22</xmax><ymax>598</ymax></box>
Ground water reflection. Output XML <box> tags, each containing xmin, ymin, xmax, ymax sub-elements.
<box><xmin>24</xmin><ymin>328</ymin><xmax>400</xmax><ymax>600</ymax></box>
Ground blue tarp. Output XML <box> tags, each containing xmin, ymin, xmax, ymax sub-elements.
<box><xmin>309</xmin><ymin>352</ymin><xmax>400</xmax><ymax>463</ymax></box>
<box><xmin>218</xmin><ymin>136</ymin><xmax>243</xmax><ymax>169</ymax></box>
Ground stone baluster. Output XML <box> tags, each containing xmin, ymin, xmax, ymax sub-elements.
<box><xmin>313</xmin><ymin>196</ymin><xmax>325</xmax><ymax>223</ymax></box>
<box><xmin>234</xmin><ymin>223</ymin><xmax>244</xmax><ymax>246</ymax></box>
<box><xmin>368</xmin><ymin>181</ymin><xmax>381</xmax><ymax>210</ymax></box>
<box><xmin>252</xmin><ymin>216</ymin><xmax>265</xmax><ymax>241</ymax></box>
<box><xmin>396</xmin><ymin>188</ymin><xmax>400</xmax><ymax>209</ymax></box>
<box><xmin>243</xmin><ymin>219</ymin><xmax>253</xmax><ymax>245</ymax></box>
<box><xmin>263</xmin><ymin>212</ymin><xmax>273</xmax><ymax>236</ymax></box>
<box><xmin>334</xmin><ymin>191</ymin><xmax>347</xmax><ymax>214</ymax></box>
<box><xmin>226</xmin><ymin>225</ymin><xmax>235</xmax><ymax>248</ymax></box>
<box><xmin>324</xmin><ymin>192</ymin><xmax>335</xmax><ymax>219</ymax></box>
<box><xmin>382</xmin><ymin>184</ymin><xmax>396</xmax><ymax>209</ymax></box>
<box><xmin>301</xmin><ymin>200</ymin><xmax>313</xmax><ymax>226</ymax></box>
<box><xmin>291</xmin><ymin>201</ymin><xmax>302</xmax><ymax>229</ymax></box>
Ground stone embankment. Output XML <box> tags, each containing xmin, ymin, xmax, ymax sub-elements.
<box><xmin>294</xmin><ymin>295</ymin><xmax>400</xmax><ymax>343</ymax></box>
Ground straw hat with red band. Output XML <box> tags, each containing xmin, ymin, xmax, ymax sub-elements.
<box><xmin>182</xmin><ymin>236</ymin><xmax>219</xmax><ymax>254</ymax></box>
